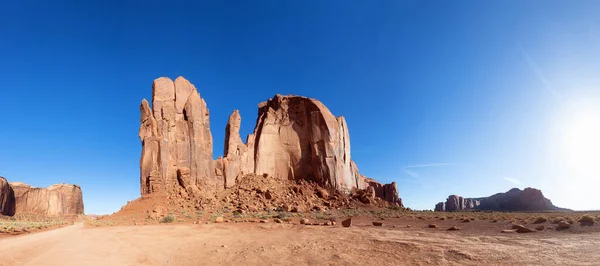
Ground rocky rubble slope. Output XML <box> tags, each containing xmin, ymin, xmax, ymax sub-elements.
<box><xmin>134</xmin><ymin>76</ymin><xmax>402</xmax><ymax>214</ymax></box>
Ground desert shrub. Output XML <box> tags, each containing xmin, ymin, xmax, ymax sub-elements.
<box><xmin>579</xmin><ymin>214</ymin><xmax>595</xmax><ymax>226</ymax></box>
<box><xmin>160</xmin><ymin>215</ymin><xmax>175</xmax><ymax>223</ymax></box>
<box><xmin>551</xmin><ymin>217</ymin><xmax>565</xmax><ymax>224</ymax></box>
<box><xmin>232</xmin><ymin>210</ymin><xmax>243</xmax><ymax>218</ymax></box>
<box><xmin>276</xmin><ymin>212</ymin><xmax>291</xmax><ymax>221</ymax></box>
<box><xmin>533</xmin><ymin>216</ymin><xmax>547</xmax><ymax>224</ymax></box>
<box><xmin>387</xmin><ymin>205</ymin><xmax>402</xmax><ymax>211</ymax></box>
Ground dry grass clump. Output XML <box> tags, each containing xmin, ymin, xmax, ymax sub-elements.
<box><xmin>533</xmin><ymin>216</ymin><xmax>547</xmax><ymax>224</ymax></box>
<box><xmin>579</xmin><ymin>214</ymin><xmax>595</xmax><ymax>226</ymax></box>
<box><xmin>0</xmin><ymin>220</ymin><xmax>69</xmax><ymax>233</ymax></box>
<box><xmin>551</xmin><ymin>217</ymin><xmax>565</xmax><ymax>224</ymax></box>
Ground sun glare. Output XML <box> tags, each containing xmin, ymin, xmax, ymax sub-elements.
<box><xmin>560</xmin><ymin>98</ymin><xmax>600</xmax><ymax>178</ymax></box>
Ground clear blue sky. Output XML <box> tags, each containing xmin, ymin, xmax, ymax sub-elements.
<box><xmin>1</xmin><ymin>1</ymin><xmax>599</xmax><ymax>214</ymax></box>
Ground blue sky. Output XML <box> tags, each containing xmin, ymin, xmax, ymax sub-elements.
<box><xmin>1</xmin><ymin>1</ymin><xmax>599</xmax><ymax>214</ymax></box>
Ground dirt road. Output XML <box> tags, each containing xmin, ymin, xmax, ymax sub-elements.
<box><xmin>1</xmin><ymin>221</ymin><xmax>599</xmax><ymax>265</ymax></box>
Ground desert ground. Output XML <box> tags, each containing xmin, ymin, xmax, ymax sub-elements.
<box><xmin>2</xmin><ymin>212</ymin><xmax>600</xmax><ymax>266</ymax></box>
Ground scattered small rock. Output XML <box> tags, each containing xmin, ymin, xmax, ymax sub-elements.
<box><xmin>535</xmin><ymin>225</ymin><xmax>545</xmax><ymax>231</ymax></box>
<box><xmin>300</xmin><ymin>218</ymin><xmax>309</xmax><ymax>225</ymax></box>
<box><xmin>406</xmin><ymin>225</ymin><xmax>412</xmax><ymax>228</ymax></box>
<box><xmin>221</xmin><ymin>245</ymin><xmax>227</xmax><ymax>248</ymax></box>
<box><xmin>259</xmin><ymin>219</ymin><xmax>268</xmax><ymax>223</ymax></box>
<box><xmin>447</xmin><ymin>226</ymin><xmax>461</xmax><ymax>231</ymax></box>
<box><xmin>372</xmin><ymin>221</ymin><xmax>383</xmax><ymax>226</ymax></box>
<box><xmin>557</xmin><ymin>221</ymin><xmax>571</xmax><ymax>230</ymax></box>
<box><xmin>342</xmin><ymin>218</ymin><xmax>352</xmax><ymax>227</ymax></box>
<box><xmin>215</xmin><ymin>216</ymin><xmax>224</xmax><ymax>223</ymax></box>
<box><xmin>512</xmin><ymin>225</ymin><xmax>535</xmax><ymax>233</ymax></box>
<box><xmin>325</xmin><ymin>221</ymin><xmax>332</xmax><ymax>226</ymax></box>
<box><xmin>274</xmin><ymin>218</ymin><xmax>283</xmax><ymax>223</ymax></box>
<box><xmin>428</xmin><ymin>224</ymin><xmax>438</xmax><ymax>228</ymax></box>
<box><xmin>501</xmin><ymin>229</ymin><xmax>517</xmax><ymax>233</ymax></box>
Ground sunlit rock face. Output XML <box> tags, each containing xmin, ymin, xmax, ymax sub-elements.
<box><xmin>139</xmin><ymin>77</ymin><xmax>217</xmax><ymax>199</ymax></box>
<box><xmin>9</xmin><ymin>182</ymin><xmax>83</xmax><ymax>216</ymax></box>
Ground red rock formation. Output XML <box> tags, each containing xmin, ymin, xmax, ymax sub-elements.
<box><xmin>434</xmin><ymin>202</ymin><xmax>445</xmax><ymax>212</ymax></box>
<box><xmin>366</xmin><ymin>179</ymin><xmax>403</xmax><ymax>207</ymax></box>
<box><xmin>139</xmin><ymin>77</ymin><xmax>402</xmax><ymax>207</ymax></box>
<box><xmin>445</xmin><ymin>195</ymin><xmax>461</xmax><ymax>211</ymax></box>
<box><xmin>9</xmin><ymin>182</ymin><xmax>84</xmax><ymax>216</ymax></box>
<box><xmin>250</xmin><ymin>95</ymin><xmax>359</xmax><ymax>192</ymax></box>
<box><xmin>139</xmin><ymin>77</ymin><xmax>218</xmax><ymax>198</ymax></box>
<box><xmin>435</xmin><ymin>188</ymin><xmax>566</xmax><ymax>212</ymax></box>
<box><xmin>0</xmin><ymin>177</ymin><xmax>15</xmax><ymax>216</ymax></box>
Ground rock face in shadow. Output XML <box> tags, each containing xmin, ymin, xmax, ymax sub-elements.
<box><xmin>434</xmin><ymin>188</ymin><xmax>567</xmax><ymax>212</ymax></box>
<box><xmin>434</xmin><ymin>202</ymin><xmax>445</xmax><ymax>212</ymax></box>
<box><xmin>476</xmin><ymin>188</ymin><xmax>564</xmax><ymax>211</ymax></box>
<box><xmin>0</xmin><ymin>177</ymin><xmax>15</xmax><ymax>216</ymax></box>
<box><xmin>8</xmin><ymin>182</ymin><xmax>84</xmax><ymax>216</ymax></box>
<box><xmin>139</xmin><ymin>77</ymin><xmax>402</xmax><ymax>207</ymax></box>
<box><xmin>435</xmin><ymin>195</ymin><xmax>480</xmax><ymax>212</ymax></box>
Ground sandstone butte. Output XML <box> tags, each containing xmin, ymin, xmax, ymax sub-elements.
<box><xmin>0</xmin><ymin>176</ymin><xmax>84</xmax><ymax>216</ymax></box>
<box><xmin>137</xmin><ymin>76</ymin><xmax>403</xmax><ymax>209</ymax></box>
<box><xmin>434</xmin><ymin>187</ymin><xmax>568</xmax><ymax>212</ymax></box>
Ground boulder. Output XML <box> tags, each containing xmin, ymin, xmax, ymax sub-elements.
<box><xmin>0</xmin><ymin>177</ymin><xmax>15</xmax><ymax>216</ymax></box>
<box><xmin>557</xmin><ymin>221</ymin><xmax>571</xmax><ymax>230</ymax></box>
<box><xmin>535</xmin><ymin>225</ymin><xmax>545</xmax><ymax>231</ymax></box>
<box><xmin>512</xmin><ymin>224</ymin><xmax>535</xmax><ymax>233</ymax></box>
<box><xmin>342</xmin><ymin>218</ymin><xmax>352</xmax><ymax>227</ymax></box>
<box><xmin>10</xmin><ymin>182</ymin><xmax>84</xmax><ymax>216</ymax></box>
<box><xmin>372</xmin><ymin>221</ymin><xmax>383</xmax><ymax>226</ymax></box>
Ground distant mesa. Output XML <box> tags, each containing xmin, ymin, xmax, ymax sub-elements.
<box><xmin>434</xmin><ymin>187</ymin><xmax>569</xmax><ymax>212</ymax></box>
<box><xmin>0</xmin><ymin>176</ymin><xmax>84</xmax><ymax>216</ymax></box>
<box><xmin>132</xmin><ymin>76</ymin><xmax>402</xmax><ymax>213</ymax></box>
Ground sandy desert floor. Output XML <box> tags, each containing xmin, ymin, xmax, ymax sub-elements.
<box><xmin>1</xmin><ymin>217</ymin><xmax>599</xmax><ymax>266</ymax></box>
